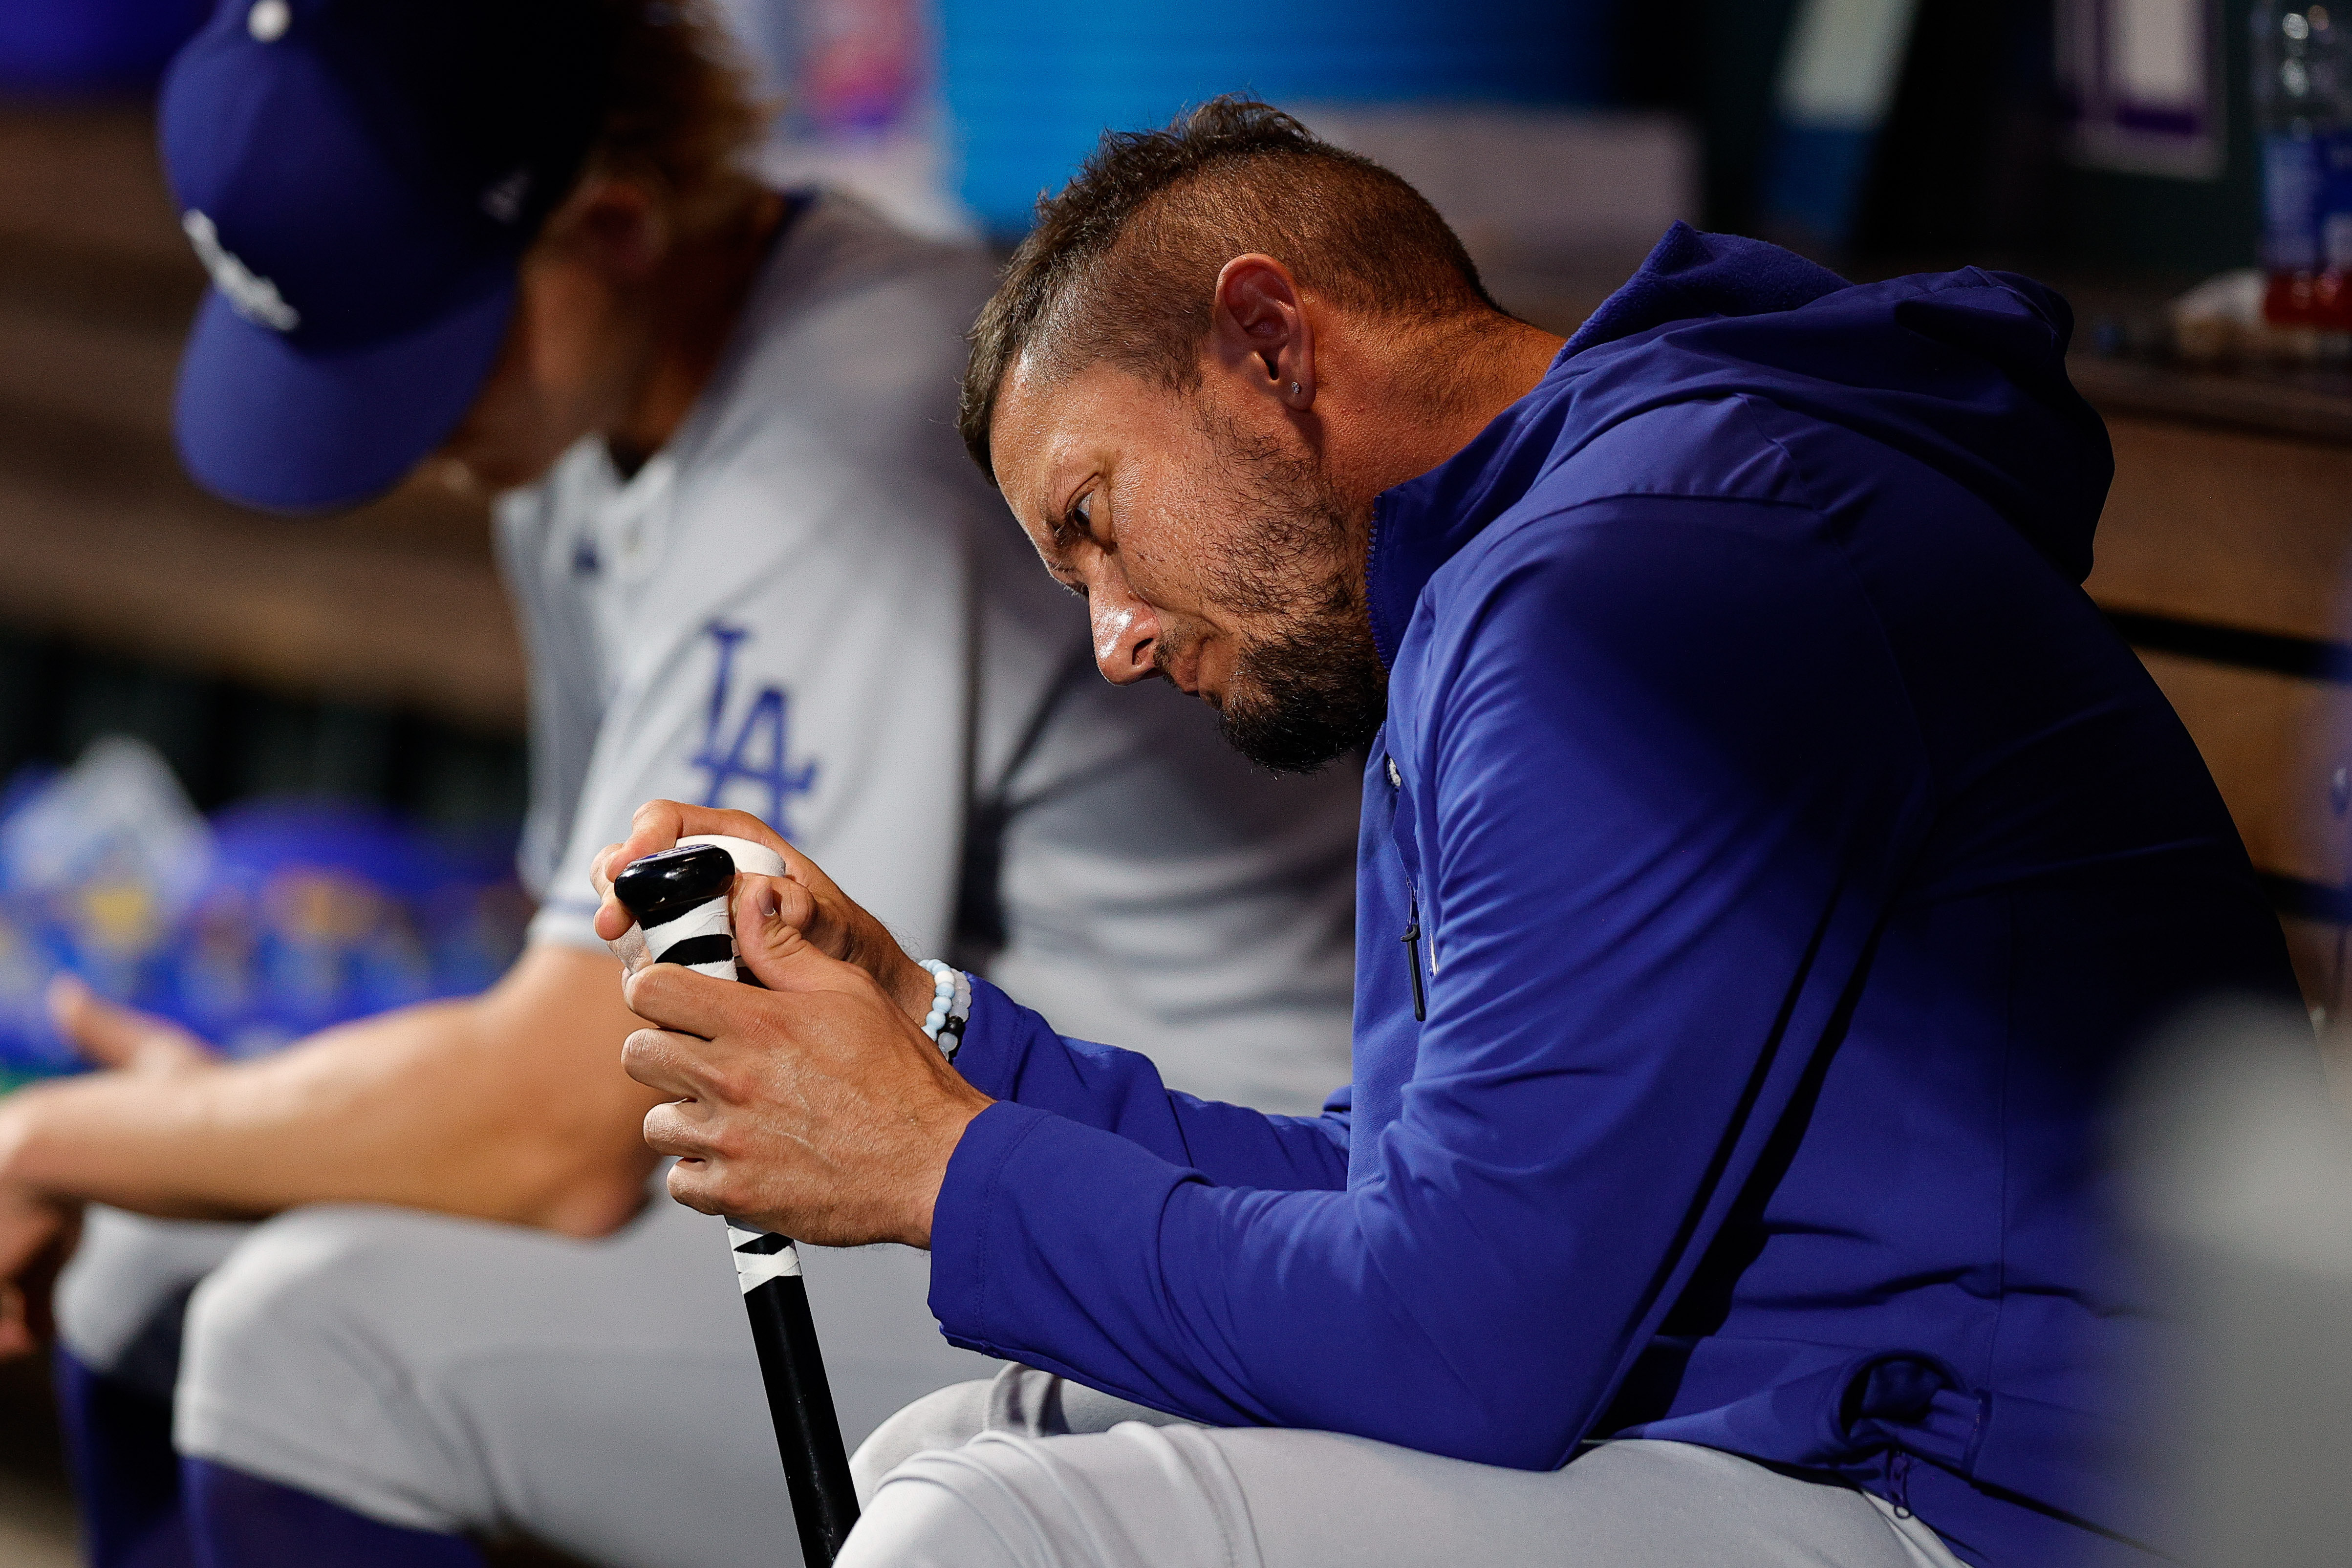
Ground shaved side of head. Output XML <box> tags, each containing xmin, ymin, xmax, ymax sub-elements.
<box><xmin>959</xmin><ymin>98</ymin><xmax>1501</xmax><ymax>482</ymax></box>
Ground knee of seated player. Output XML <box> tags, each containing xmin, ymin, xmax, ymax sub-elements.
<box><xmin>846</xmin><ymin>1426</ymin><xmax>1248</xmax><ymax>1568</ymax></box>
<box><xmin>840</xmin><ymin>1439</ymin><xmax>1057</xmax><ymax>1568</ymax></box>
<box><xmin>838</xmin><ymin>1468</ymin><xmax>1008</xmax><ymax>1568</ymax></box>
<box><xmin>173</xmin><ymin>1207</ymin><xmax>494</xmax><ymax>1532</ymax></box>
<box><xmin>850</xmin><ymin>1377</ymin><xmax>997</xmax><ymax>1505</ymax></box>
<box><xmin>53</xmin><ymin>1208</ymin><xmax>243</xmax><ymax>1393</ymax></box>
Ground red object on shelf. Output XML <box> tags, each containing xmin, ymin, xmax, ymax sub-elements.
<box><xmin>2265</xmin><ymin>267</ymin><xmax>2352</xmax><ymax>329</ymax></box>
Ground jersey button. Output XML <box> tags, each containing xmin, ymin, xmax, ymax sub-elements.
<box><xmin>1385</xmin><ymin>755</ymin><xmax>1401</xmax><ymax>788</ymax></box>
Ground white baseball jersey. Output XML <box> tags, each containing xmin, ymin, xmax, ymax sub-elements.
<box><xmin>495</xmin><ymin>192</ymin><xmax>1359</xmax><ymax>1110</ymax></box>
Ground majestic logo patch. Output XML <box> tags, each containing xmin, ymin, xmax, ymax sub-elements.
<box><xmin>181</xmin><ymin>210</ymin><xmax>301</xmax><ymax>332</ymax></box>
<box><xmin>694</xmin><ymin>623</ymin><xmax>818</xmax><ymax>836</ymax></box>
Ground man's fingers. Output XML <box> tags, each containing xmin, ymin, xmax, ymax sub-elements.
<box><xmin>48</xmin><ymin>977</ymin><xmax>210</xmax><ymax>1074</ymax></box>
<box><xmin>619</xmin><ymin>1025</ymin><xmax>722</xmax><ymax>1099</ymax></box>
<box><xmin>46</xmin><ymin>976</ymin><xmax>126</xmax><ymax>1064</ymax></box>
<box><xmin>0</xmin><ymin>1284</ymin><xmax>32</xmax><ymax>1361</ymax></box>
<box><xmin>593</xmin><ymin>845</ymin><xmax>637</xmax><ymax>942</ymax></box>
<box><xmin>620</xmin><ymin>962</ymin><xmax>776</xmax><ymax>1043</ymax></box>
<box><xmin>605</xmin><ymin>922</ymin><xmax>652</xmax><ymax>977</ymax></box>
<box><xmin>10</xmin><ymin>1206</ymin><xmax>76</xmax><ymax>1351</ymax></box>
<box><xmin>730</xmin><ymin>875</ymin><xmax>821</xmax><ymax>970</ymax></box>
<box><xmin>643</xmin><ymin>1098</ymin><xmax>719</xmax><ymax>1163</ymax></box>
<box><xmin>734</xmin><ymin>873</ymin><xmax>821</xmax><ymax>942</ymax></box>
<box><xmin>729</xmin><ymin>881</ymin><xmax>876</xmax><ymax>996</ymax></box>
<box><xmin>592</xmin><ymin>801</ymin><xmax>799</xmax><ymax>941</ymax></box>
<box><xmin>0</xmin><ymin>1190</ymin><xmax>76</xmax><ymax>1360</ymax></box>
<box><xmin>663</xmin><ymin>1160</ymin><xmax>728</xmax><ymax>1218</ymax></box>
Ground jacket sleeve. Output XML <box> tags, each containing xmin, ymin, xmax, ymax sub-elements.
<box><xmin>949</xmin><ymin>979</ymin><xmax>1352</xmax><ymax>1192</ymax></box>
<box><xmin>927</xmin><ymin>496</ymin><xmax>1930</xmax><ymax>1466</ymax></box>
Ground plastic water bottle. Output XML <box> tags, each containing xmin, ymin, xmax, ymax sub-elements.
<box><xmin>2257</xmin><ymin>2</ymin><xmax>2352</xmax><ymax>327</ymax></box>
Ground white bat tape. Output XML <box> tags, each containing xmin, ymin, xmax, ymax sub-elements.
<box><xmin>642</xmin><ymin>896</ymin><xmax>733</xmax><ymax>951</ymax></box>
<box><xmin>727</xmin><ymin>1224</ymin><xmax>803</xmax><ymax>1291</ymax></box>
<box><xmin>683</xmin><ymin>835</ymin><xmax>786</xmax><ymax>879</ymax></box>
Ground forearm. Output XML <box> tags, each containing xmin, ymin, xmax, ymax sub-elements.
<box><xmin>929</xmin><ymin>1079</ymin><xmax>1725</xmax><ymax>1471</ymax></box>
<box><xmin>0</xmin><ymin>946</ymin><xmax>660</xmax><ymax>1236</ymax></box>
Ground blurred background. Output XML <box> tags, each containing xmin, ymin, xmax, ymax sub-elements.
<box><xmin>1</xmin><ymin>0</ymin><xmax>2349</xmax><ymax>1560</ymax></box>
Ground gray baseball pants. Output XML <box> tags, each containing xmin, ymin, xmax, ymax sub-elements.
<box><xmin>843</xmin><ymin>1365</ymin><xmax>1968</xmax><ymax>1568</ymax></box>
<box><xmin>64</xmin><ymin>1204</ymin><xmax>1966</xmax><ymax>1568</ymax></box>
<box><xmin>56</xmin><ymin>1196</ymin><xmax>999</xmax><ymax>1567</ymax></box>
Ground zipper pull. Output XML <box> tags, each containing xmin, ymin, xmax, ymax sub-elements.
<box><xmin>1403</xmin><ymin>885</ymin><xmax>1427</xmax><ymax>1022</ymax></box>
<box><xmin>1389</xmin><ymin>757</ymin><xmax>1426</xmax><ymax>1022</ymax></box>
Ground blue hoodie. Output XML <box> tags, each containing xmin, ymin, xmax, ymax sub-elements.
<box><xmin>927</xmin><ymin>226</ymin><xmax>2298</xmax><ymax>1565</ymax></box>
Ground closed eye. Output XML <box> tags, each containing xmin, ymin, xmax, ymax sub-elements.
<box><xmin>1049</xmin><ymin>489</ymin><xmax>1094</xmax><ymax>552</ymax></box>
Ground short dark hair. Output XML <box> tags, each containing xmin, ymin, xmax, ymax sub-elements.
<box><xmin>574</xmin><ymin>0</ymin><xmax>771</xmax><ymax>242</ymax></box>
<box><xmin>958</xmin><ymin>97</ymin><xmax>1498</xmax><ymax>481</ymax></box>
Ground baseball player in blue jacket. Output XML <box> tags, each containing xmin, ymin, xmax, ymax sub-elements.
<box><xmin>603</xmin><ymin>100</ymin><xmax>2301</xmax><ymax>1568</ymax></box>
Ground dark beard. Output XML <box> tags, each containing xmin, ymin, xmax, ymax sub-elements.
<box><xmin>1186</xmin><ymin>411</ymin><xmax>1388</xmax><ymax>774</ymax></box>
<box><xmin>1218</xmin><ymin>597</ymin><xmax>1386</xmax><ymax>773</ymax></box>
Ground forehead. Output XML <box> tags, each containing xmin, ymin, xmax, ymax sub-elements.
<box><xmin>990</xmin><ymin>355</ymin><xmax>1185</xmax><ymax>527</ymax></box>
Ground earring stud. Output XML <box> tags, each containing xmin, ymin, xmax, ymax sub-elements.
<box><xmin>1289</xmin><ymin>381</ymin><xmax>1302</xmax><ymax>398</ymax></box>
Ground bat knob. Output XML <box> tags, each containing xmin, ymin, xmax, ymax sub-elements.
<box><xmin>612</xmin><ymin>843</ymin><xmax>739</xmax><ymax>930</ymax></box>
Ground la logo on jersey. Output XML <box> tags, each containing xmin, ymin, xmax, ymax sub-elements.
<box><xmin>182</xmin><ymin>211</ymin><xmax>300</xmax><ymax>332</ymax></box>
<box><xmin>694</xmin><ymin>623</ymin><xmax>818</xmax><ymax>836</ymax></box>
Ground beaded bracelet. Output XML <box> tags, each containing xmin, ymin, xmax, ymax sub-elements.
<box><xmin>918</xmin><ymin>958</ymin><xmax>972</xmax><ymax>1060</ymax></box>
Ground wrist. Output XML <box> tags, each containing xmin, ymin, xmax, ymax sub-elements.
<box><xmin>881</xmin><ymin>950</ymin><xmax>936</xmax><ymax>1024</ymax></box>
<box><xmin>905</xmin><ymin>1093</ymin><xmax>990</xmax><ymax>1249</ymax></box>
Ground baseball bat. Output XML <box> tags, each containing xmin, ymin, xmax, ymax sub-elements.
<box><xmin>611</xmin><ymin>835</ymin><xmax>860</xmax><ymax>1566</ymax></box>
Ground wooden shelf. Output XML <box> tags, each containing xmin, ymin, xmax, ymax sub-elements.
<box><xmin>2070</xmin><ymin>362</ymin><xmax>2352</xmax><ymax>1008</ymax></box>
<box><xmin>2071</xmin><ymin>353</ymin><xmax>2352</xmax><ymax>449</ymax></box>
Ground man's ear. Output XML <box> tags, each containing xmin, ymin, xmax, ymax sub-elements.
<box><xmin>544</xmin><ymin>176</ymin><xmax>670</xmax><ymax>283</ymax></box>
<box><xmin>1210</xmin><ymin>254</ymin><xmax>1315</xmax><ymax>411</ymax></box>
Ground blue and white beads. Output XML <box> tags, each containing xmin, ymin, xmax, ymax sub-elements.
<box><xmin>919</xmin><ymin>957</ymin><xmax>971</xmax><ymax>1057</ymax></box>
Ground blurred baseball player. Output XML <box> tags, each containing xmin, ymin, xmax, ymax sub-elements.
<box><xmin>0</xmin><ymin>5</ymin><xmax>1357</xmax><ymax>1566</ymax></box>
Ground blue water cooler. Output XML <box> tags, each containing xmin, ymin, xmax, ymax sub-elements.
<box><xmin>936</xmin><ymin>0</ymin><xmax>1615</xmax><ymax>236</ymax></box>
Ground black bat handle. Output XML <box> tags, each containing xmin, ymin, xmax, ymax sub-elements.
<box><xmin>614</xmin><ymin>842</ymin><xmax>861</xmax><ymax>1564</ymax></box>
<box><xmin>731</xmin><ymin>1228</ymin><xmax>861</xmax><ymax>1565</ymax></box>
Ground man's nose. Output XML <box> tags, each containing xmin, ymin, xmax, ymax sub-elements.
<box><xmin>1087</xmin><ymin>586</ymin><xmax>1158</xmax><ymax>686</ymax></box>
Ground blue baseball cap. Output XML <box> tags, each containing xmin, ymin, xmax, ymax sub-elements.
<box><xmin>158</xmin><ymin>0</ymin><xmax>607</xmax><ymax>513</ymax></box>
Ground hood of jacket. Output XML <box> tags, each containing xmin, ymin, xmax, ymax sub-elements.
<box><xmin>1367</xmin><ymin>224</ymin><xmax>2113</xmax><ymax>664</ymax></box>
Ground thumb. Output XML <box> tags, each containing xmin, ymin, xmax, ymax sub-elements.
<box><xmin>731</xmin><ymin>876</ymin><xmax>873</xmax><ymax>997</ymax></box>
<box><xmin>48</xmin><ymin>976</ymin><xmax>211</xmax><ymax>1075</ymax></box>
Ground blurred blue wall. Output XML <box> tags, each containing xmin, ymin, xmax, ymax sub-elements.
<box><xmin>937</xmin><ymin>0</ymin><xmax>1617</xmax><ymax>235</ymax></box>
